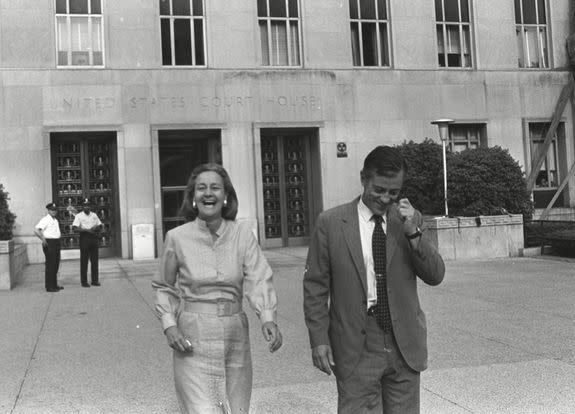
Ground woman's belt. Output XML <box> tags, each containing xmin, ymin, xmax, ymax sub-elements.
<box><xmin>182</xmin><ymin>301</ymin><xmax>242</xmax><ymax>316</ymax></box>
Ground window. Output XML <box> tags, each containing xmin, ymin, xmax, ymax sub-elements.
<box><xmin>530</xmin><ymin>123</ymin><xmax>562</xmax><ymax>189</ymax></box>
<box><xmin>55</xmin><ymin>0</ymin><xmax>104</xmax><ymax>67</ymax></box>
<box><xmin>160</xmin><ymin>0</ymin><xmax>205</xmax><ymax>66</ymax></box>
<box><xmin>258</xmin><ymin>0</ymin><xmax>301</xmax><ymax>66</ymax></box>
<box><xmin>515</xmin><ymin>0</ymin><xmax>549</xmax><ymax>68</ymax></box>
<box><xmin>448</xmin><ymin>124</ymin><xmax>486</xmax><ymax>152</ymax></box>
<box><xmin>435</xmin><ymin>0</ymin><xmax>472</xmax><ymax>68</ymax></box>
<box><xmin>349</xmin><ymin>0</ymin><xmax>390</xmax><ymax>67</ymax></box>
<box><xmin>528</xmin><ymin>122</ymin><xmax>567</xmax><ymax>208</ymax></box>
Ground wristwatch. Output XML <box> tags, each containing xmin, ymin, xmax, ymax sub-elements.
<box><xmin>406</xmin><ymin>227</ymin><xmax>423</xmax><ymax>240</ymax></box>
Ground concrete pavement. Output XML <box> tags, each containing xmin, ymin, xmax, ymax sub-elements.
<box><xmin>1</xmin><ymin>248</ymin><xmax>574</xmax><ymax>413</ymax></box>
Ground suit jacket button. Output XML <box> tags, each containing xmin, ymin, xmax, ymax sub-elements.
<box><xmin>361</xmin><ymin>329</ymin><xmax>366</xmax><ymax>335</ymax></box>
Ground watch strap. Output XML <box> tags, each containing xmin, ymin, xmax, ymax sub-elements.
<box><xmin>406</xmin><ymin>228</ymin><xmax>422</xmax><ymax>240</ymax></box>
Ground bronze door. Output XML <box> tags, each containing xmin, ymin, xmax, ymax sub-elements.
<box><xmin>261</xmin><ymin>134</ymin><xmax>311</xmax><ymax>247</ymax></box>
<box><xmin>51</xmin><ymin>133</ymin><xmax>118</xmax><ymax>257</ymax></box>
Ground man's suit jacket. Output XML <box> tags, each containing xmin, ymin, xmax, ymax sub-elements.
<box><xmin>304</xmin><ymin>198</ymin><xmax>445</xmax><ymax>380</ymax></box>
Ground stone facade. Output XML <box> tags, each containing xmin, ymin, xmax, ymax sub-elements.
<box><xmin>0</xmin><ymin>0</ymin><xmax>573</xmax><ymax>260</ymax></box>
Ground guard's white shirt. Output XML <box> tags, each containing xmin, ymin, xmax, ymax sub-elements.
<box><xmin>72</xmin><ymin>211</ymin><xmax>102</xmax><ymax>230</ymax></box>
<box><xmin>35</xmin><ymin>214</ymin><xmax>61</xmax><ymax>239</ymax></box>
<box><xmin>358</xmin><ymin>198</ymin><xmax>387</xmax><ymax>309</ymax></box>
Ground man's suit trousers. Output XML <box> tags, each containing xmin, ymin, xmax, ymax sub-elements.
<box><xmin>336</xmin><ymin>316</ymin><xmax>420</xmax><ymax>414</ymax></box>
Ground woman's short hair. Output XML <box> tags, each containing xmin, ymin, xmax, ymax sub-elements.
<box><xmin>179</xmin><ymin>163</ymin><xmax>239</xmax><ymax>221</ymax></box>
<box><xmin>360</xmin><ymin>145</ymin><xmax>408</xmax><ymax>180</ymax></box>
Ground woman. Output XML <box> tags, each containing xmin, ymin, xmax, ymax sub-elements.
<box><xmin>152</xmin><ymin>163</ymin><xmax>282</xmax><ymax>414</ymax></box>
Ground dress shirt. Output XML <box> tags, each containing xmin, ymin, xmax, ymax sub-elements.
<box><xmin>35</xmin><ymin>214</ymin><xmax>61</xmax><ymax>239</ymax></box>
<box><xmin>153</xmin><ymin>219</ymin><xmax>278</xmax><ymax>331</ymax></box>
<box><xmin>357</xmin><ymin>198</ymin><xmax>387</xmax><ymax>309</ymax></box>
<box><xmin>72</xmin><ymin>211</ymin><xmax>102</xmax><ymax>230</ymax></box>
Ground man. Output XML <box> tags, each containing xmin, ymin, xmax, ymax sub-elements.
<box><xmin>72</xmin><ymin>198</ymin><xmax>102</xmax><ymax>287</ymax></box>
<box><xmin>304</xmin><ymin>146</ymin><xmax>445</xmax><ymax>413</ymax></box>
<box><xmin>34</xmin><ymin>202</ymin><xmax>64</xmax><ymax>292</ymax></box>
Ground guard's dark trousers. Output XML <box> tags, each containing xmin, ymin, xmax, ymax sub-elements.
<box><xmin>43</xmin><ymin>239</ymin><xmax>61</xmax><ymax>290</ymax></box>
<box><xmin>79</xmin><ymin>234</ymin><xmax>99</xmax><ymax>285</ymax></box>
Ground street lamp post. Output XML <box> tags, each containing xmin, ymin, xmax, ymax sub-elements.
<box><xmin>431</xmin><ymin>119</ymin><xmax>454</xmax><ymax>217</ymax></box>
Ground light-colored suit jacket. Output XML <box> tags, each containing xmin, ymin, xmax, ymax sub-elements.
<box><xmin>303</xmin><ymin>198</ymin><xmax>445</xmax><ymax>379</ymax></box>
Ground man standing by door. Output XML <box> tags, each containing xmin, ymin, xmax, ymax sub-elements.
<box><xmin>304</xmin><ymin>146</ymin><xmax>445</xmax><ymax>413</ymax></box>
<box><xmin>34</xmin><ymin>202</ymin><xmax>64</xmax><ymax>292</ymax></box>
<box><xmin>72</xmin><ymin>198</ymin><xmax>102</xmax><ymax>287</ymax></box>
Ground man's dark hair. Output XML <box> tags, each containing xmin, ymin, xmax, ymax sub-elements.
<box><xmin>360</xmin><ymin>145</ymin><xmax>408</xmax><ymax>180</ymax></box>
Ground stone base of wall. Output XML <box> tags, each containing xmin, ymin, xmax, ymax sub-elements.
<box><xmin>0</xmin><ymin>241</ymin><xmax>29</xmax><ymax>290</ymax></box>
<box><xmin>423</xmin><ymin>214</ymin><xmax>524</xmax><ymax>261</ymax></box>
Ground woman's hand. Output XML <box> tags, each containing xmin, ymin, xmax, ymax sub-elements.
<box><xmin>261</xmin><ymin>321</ymin><xmax>283</xmax><ymax>353</ymax></box>
<box><xmin>164</xmin><ymin>326</ymin><xmax>193</xmax><ymax>353</ymax></box>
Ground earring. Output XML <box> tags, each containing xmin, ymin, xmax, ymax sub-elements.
<box><xmin>223</xmin><ymin>199</ymin><xmax>228</xmax><ymax>207</ymax></box>
<box><xmin>192</xmin><ymin>200</ymin><xmax>197</xmax><ymax>209</ymax></box>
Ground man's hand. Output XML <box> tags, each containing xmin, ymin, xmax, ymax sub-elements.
<box><xmin>398</xmin><ymin>198</ymin><xmax>417</xmax><ymax>235</ymax></box>
<box><xmin>164</xmin><ymin>326</ymin><xmax>193</xmax><ymax>353</ymax></box>
<box><xmin>262</xmin><ymin>321</ymin><xmax>283</xmax><ymax>353</ymax></box>
<box><xmin>312</xmin><ymin>344</ymin><xmax>335</xmax><ymax>375</ymax></box>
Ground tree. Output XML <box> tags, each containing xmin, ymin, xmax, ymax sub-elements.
<box><xmin>0</xmin><ymin>184</ymin><xmax>17</xmax><ymax>240</ymax></box>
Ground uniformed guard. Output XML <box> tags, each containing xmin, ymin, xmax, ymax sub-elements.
<box><xmin>34</xmin><ymin>202</ymin><xmax>64</xmax><ymax>292</ymax></box>
<box><xmin>72</xmin><ymin>198</ymin><xmax>103</xmax><ymax>287</ymax></box>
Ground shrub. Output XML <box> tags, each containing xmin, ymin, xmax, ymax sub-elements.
<box><xmin>395</xmin><ymin>142</ymin><xmax>534</xmax><ymax>219</ymax></box>
<box><xmin>447</xmin><ymin>146</ymin><xmax>533</xmax><ymax>219</ymax></box>
<box><xmin>395</xmin><ymin>139</ymin><xmax>450</xmax><ymax>216</ymax></box>
<box><xmin>0</xmin><ymin>184</ymin><xmax>17</xmax><ymax>240</ymax></box>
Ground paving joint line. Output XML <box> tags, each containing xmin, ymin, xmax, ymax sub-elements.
<box><xmin>10</xmin><ymin>294</ymin><xmax>54</xmax><ymax>414</ymax></box>
<box><xmin>448</xmin><ymin>324</ymin><xmax>566</xmax><ymax>364</ymax></box>
<box><xmin>421</xmin><ymin>385</ymin><xmax>475</xmax><ymax>413</ymax></box>
<box><xmin>116</xmin><ymin>259</ymin><xmax>157</xmax><ymax>317</ymax></box>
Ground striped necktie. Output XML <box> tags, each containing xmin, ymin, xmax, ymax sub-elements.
<box><xmin>372</xmin><ymin>215</ymin><xmax>392</xmax><ymax>332</ymax></box>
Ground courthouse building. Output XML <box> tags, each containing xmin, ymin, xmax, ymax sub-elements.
<box><xmin>0</xmin><ymin>0</ymin><xmax>573</xmax><ymax>262</ymax></box>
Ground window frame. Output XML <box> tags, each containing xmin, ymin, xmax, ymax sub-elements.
<box><xmin>434</xmin><ymin>0</ymin><xmax>473</xmax><ymax>69</ymax></box>
<box><xmin>514</xmin><ymin>0</ymin><xmax>550</xmax><ymax>69</ymax></box>
<box><xmin>447</xmin><ymin>122</ymin><xmax>487</xmax><ymax>152</ymax></box>
<box><xmin>349</xmin><ymin>0</ymin><xmax>392</xmax><ymax>68</ymax></box>
<box><xmin>159</xmin><ymin>0</ymin><xmax>207</xmax><ymax>67</ymax></box>
<box><xmin>55</xmin><ymin>0</ymin><xmax>105</xmax><ymax>68</ymax></box>
<box><xmin>524</xmin><ymin>121</ymin><xmax>566</xmax><ymax>191</ymax></box>
<box><xmin>257</xmin><ymin>0</ymin><xmax>303</xmax><ymax>67</ymax></box>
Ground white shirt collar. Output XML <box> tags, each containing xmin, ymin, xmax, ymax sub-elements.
<box><xmin>195</xmin><ymin>217</ymin><xmax>227</xmax><ymax>236</ymax></box>
<box><xmin>358</xmin><ymin>197</ymin><xmax>386</xmax><ymax>224</ymax></box>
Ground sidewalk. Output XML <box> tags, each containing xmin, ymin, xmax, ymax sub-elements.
<box><xmin>1</xmin><ymin>249</ymin><xmax>574</xmax><ymax>413</ymax></box>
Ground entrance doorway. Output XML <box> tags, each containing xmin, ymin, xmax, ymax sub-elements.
<box><xmin>159</xmin><ymin>129</ymin><xmax>221</xmax><ymax>235</ymax></box>
<box><xmin>259</xmin><ymin>128</ymin><xmax>322</xmax><ymax>248</ymax></box>
<box><xmin>51</xmin><ymin>132</ymin><xmax>119</xmax><ymax>257</ymax></box>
